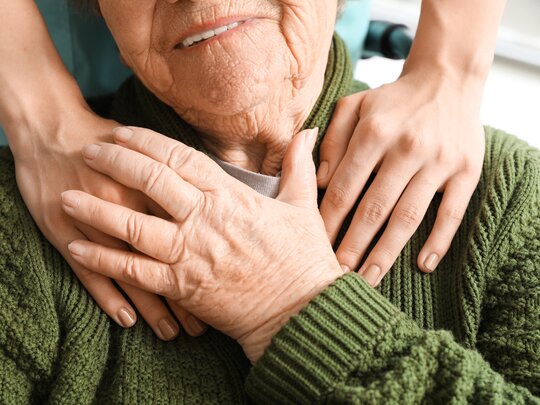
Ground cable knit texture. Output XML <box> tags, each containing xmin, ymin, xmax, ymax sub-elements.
<box><xmin>0</xmin><ymin>35</ymin><xmax>539</xmax><ymax>404</ymax></box>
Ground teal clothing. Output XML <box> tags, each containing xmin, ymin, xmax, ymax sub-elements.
<box><xmin>0</xmin><ymin>0</ymin><xmax>132</xmax><ymax>145</ymax></box>
<box><xmin>336</xmin><ymin>0</ymin><xmax>373</xmax><ymax>64</ymax></box>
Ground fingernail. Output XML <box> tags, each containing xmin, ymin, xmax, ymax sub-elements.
<box><xmin>363</xmin><ymin>264</ymin><xmax>381</xmax><ymax>286</ymax></box>
<box><xmin>317</xmin><ymin>161</ymin><xmax>329</xmax><ymax>182</ymax></box>
<box><xmin>341</xmin><ymin>264</ymin><xmax>350</xmax><ymax>273</ymax></box>
<box><xmin>68</xmin><ymin>241</ymin><xmax>86</xmax><ymax>256</ymax></box>
<box><xmin>158</xmin><ymin>318</ymin><xmax>179</xmax><ymax>341</ymax></box>
<box><xmin>305</xmin><ymin>127</ymin><xmax>319</xmax><ymax>147</ymax></box>
<box><xmin>113</xmin><ymin>127</ymin><xmax>134</xmax><ymax>143</ymax></box>
<box><xmin>61</xmin><ymin>191</ymin><xmax>80</xmax><ymax>209</ymax></box>
<box><xmin>82</xmin><ymin>144</ymin><xmax>101</xmax><ymax>160</ymax></box>
<box><xmin>311</xmin><ymin>127</ymin><xmax>320</xmax><ymax>141</ymax></box>
<box><xmin>187</xmin><ymin>316</ymin><xmax>206</xmax><ymax>336</ymax></box>
<box><xmin>424</xmin><ymin>253</ymin><xmax>440</xmax><ymax>273</ymax></box>
<box><xmin>118</xmin><ymin>308</ymin><xmax>136</xmax><ymax>328</ymax></box>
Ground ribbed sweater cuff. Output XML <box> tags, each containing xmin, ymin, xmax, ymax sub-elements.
<box><xmin>245</xmin><ymin>272</ymin><xmax>402</xmax><ymax>404</ymax></box>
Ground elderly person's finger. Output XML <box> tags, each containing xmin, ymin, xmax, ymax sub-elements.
<box><xmin>336</xmin><ymin>155</ymin><xmax>421</xmax><ymax>272</ymax></box>
<box><xmin>80</xmin><ymin>142</ymin><xmax>202</xmax><ymax>222</ymax></box>
<box><xmin>316</xmin><ymin>94</ymin><xmax>363</xmax><ymax>188</ymax></box>
<box><xmin>63</xmin><ymin>243</ymin><xmax>138</xmax><ymax>328</ymax></box>
<box><xmin>112</xmin><ymin>126</ymin><xmax>225</xmax><ymax>188</ymax></box>
<box><xmin>357</xmin><ymin>169</ymin><xmax>441</xmax><ymax>286</ymax></box>
<box><xmin>417</xmin><ymin>175</ymin><xmax>477</xmax><ymax>273</ymax></box>
<box><xmin>62</xmin><ymin>190</ymin><xmax>181</xmax><ymax>263</ymax></box>
<box><xmin>68</xmin><ymin>240</ymin><xmax>179</xmax><ymax>299</ymax></box>
<box><xmin>278</xmin><ymin>128</ymin><xmax>319</xmax><ymax>209</ymax></box>
<box><xmin>55</xmin><ymin>223</ymin><xmax>138</xmax><ymax>328</ymax></box>
<box><xmin>77</xmin><ymin>222</ymin><xmax>182</xmax><ymax>339</ymax></box>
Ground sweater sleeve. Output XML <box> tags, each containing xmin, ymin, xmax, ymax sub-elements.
<box><xmin>246</xmin><ymin>148</ymin><xmax>540</xmax><ymax>404</ymax></box>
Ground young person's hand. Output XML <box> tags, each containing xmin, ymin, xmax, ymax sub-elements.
<box><xmin>9</xmin><ymin>109</ymin><xmax>206</xmax><ymax>339</ymax></box>
<box><xmin>0</xmin><ymin>0</ymin><xmax>205</xmax><ymax>339</ymax></box>
<box><xmin>319</xmin><ymin>67</ymin><xmax>485</xmax><ymax>286</ymax></box>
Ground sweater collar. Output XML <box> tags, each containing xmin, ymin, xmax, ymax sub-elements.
<box><xmin>112</xmin><ymin>34</ymin><xmax>352</xmax><ymax>164</ymax></box>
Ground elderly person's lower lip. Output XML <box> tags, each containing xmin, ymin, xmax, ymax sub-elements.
<box><xmin>176</xmin><ymin>19</ymin><xmax>252</xmax><ymax>50</ymax></box>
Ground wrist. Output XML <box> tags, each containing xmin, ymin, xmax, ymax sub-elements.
<box><xmin>2</xmin><ymin>78</ymin><xmax>91</xmax><ymax>155</ymax></box>
<box><xmin>241</xmin><ymin>260</ymin><xmax>344</xmax><ymax>363</ymax></box>
<box><xmin>399</xmin><ymin>57</ymin><xmax>486</xmax><ymax>111</ymax></box>
<box><xmin>403</xmin><ymin>52</ymin><xmax>490</xmax><ymax>88</ymax></box>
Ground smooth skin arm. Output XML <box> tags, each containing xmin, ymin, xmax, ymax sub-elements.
<box><xmin>319</xmin><ymin>0</ymin><xmax>507</xmax><ymax>285</ymax></box>
<box><xmin>0</xmin><ymin>0</ymin><xmax>207</xmax><ymax>339</ymax></box>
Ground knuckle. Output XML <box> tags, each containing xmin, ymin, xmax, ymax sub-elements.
<box><xmin>169</xmin><ymin>230</ymin><xmax>187</xmax><ymax>263</ymax></box>
<box><xmin>125</xmin><ymin>212</ymin><xmax>144</xmax><ymax>245</ymax></box>
<box><xmin>320</xmin><ymin>136</ymin><xmax>340</xmax><ymax>153</ymax></box>
<box><xmin>123</xmin><ymin>255</ymin><xmax>139</xmax><ymax>282</ymax></box>
<box><xmin>435</xmin><ymin>150</ymin><xmax>457</xmax><ymax>170</ymax></box>
<box><xmin>339</xmin><ymin>244</ymin><xmax>366</xmax><ymax>262</ymax></box>
<box><xmin>336</xmin><ymin>95</ymin><xmax>354</xmax><ymax>110</ymax></box>
<box><xmin>167</xmin><ymin>144</ymin><xmax>195</xmax><ymax>172</ymax></box>
<box><xmin>398</xmin><ymin>131</ymin><xmax>423</xmax><ymax>154</ymax></box>
<box><xmin>143</xmin><ymin>162</ymin><xmax>167</xmax><ymax>195</ymax></box>
<box><xmin>362</xmin><ymin>118</ymin><xmax>386</xmax><ymax>142</ymax></box>
<box><xmin>156</xmin><ymin>271</ymin><xmax>177</xmax><ymax>298</ymax></box>
<box><xmin>395</xmin><ymin>204</ymin><xmax>422</xmax><ymax>227</ymax></box>
<box><xmin>87</xmin><ymin>198</ymin><xmax>101</xmax><ymax>221</ymax></box>
<box><xmin>42</xmin><ymin>215</ymin><xmax>59</xmax><ymax>233</ymax></box>
<box><xmin>416</xmin><ymin>174</ymin><xmax>438</xmax><ymax>190</ymax></box>
<box><xmin>358</xmin><ymin>200</ymin><xmax>386</xmax><ymax>225</ymax></box>
<box><xmin>325</xmin><ymin>184</ymin><xmax>351</xmax><ymax>209</ymax></box>
<box><xmin>461</xmin><ymin>156</ymin><xmax>483</xmax><ymax>175</ymax></box>
<box><xmin>441</xmin><ymin>207</ymin><xmax>465</xmax><ymax>223</ymax></box>
<box><xmin>374</xmin><ymin>245</ymin><xmax>395</xmax><ymax>263</ymax></box>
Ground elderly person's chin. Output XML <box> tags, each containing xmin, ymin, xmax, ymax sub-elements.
<box><xmin>166</xmin><ymin>20</ymin><xmax>308</xmax><ymax>117</ymax></box>
<box><xmin>98</xmin><ymin>0</ymin><xmax>339</xmax><ymax>165</ymax></box>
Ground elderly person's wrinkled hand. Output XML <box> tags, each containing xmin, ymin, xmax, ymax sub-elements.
<box><xmin>61</xmin><ymin>126</ymin><xmax>344</xmax><ymax>363</ymax></box>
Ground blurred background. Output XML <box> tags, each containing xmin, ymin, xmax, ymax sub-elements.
<box><xmin>348</xmin><ymin>0</ymin><xmax>540</xmax><ymax>148</ymax></box>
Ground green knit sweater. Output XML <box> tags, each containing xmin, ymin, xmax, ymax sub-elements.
<box><xmin>0</xmin><ymin>36</ymin><xmax>539</xmax><ymax>404</ymax></box>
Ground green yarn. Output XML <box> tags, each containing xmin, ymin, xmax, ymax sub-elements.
<box><xmin>0</xmin><ymin>35</ymin><xmax>539</xmax><ymax>403</ymax></box>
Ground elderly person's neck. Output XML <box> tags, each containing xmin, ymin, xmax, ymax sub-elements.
<box><xmin>98</xmin><ymin>0</ymin><xmax>338</xmax><ymax>175</ymax></box>
<box><xmin>175</xmin><ymin>73</ymin><xmax>325</xmax><ymax>176</ymax></box>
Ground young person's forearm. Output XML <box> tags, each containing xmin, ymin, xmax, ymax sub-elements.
<box><xmin>0</xmin><ymin>0</ymin><xmax>84</xmax><ymax>138</ymax></box>
<box><xmin>404</xmin><ymin>0</ymin><xmax>507</xmax><ymax>85</ymax></box>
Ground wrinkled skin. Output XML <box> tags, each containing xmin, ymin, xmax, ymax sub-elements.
<box><xmin>98</xmin><ymin>0</ymin><xmax>338</xmax><ymax>174</ymax></box>
<box><xmin>63</xmin><ymin>127</ymin><xmax>344</xmax><ymax>363</ymax></box>
<box><xmin>3</xmin><ymin>0</ymin><xmax>488</xmax><ymax>341</ymax></box>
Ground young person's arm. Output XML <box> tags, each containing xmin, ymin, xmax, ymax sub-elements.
<box><xmin>319</xmin><ymin>0</ymin><xmax>507</xmax><ymax>285</ymax></box>
<box><xmin>0</xmin><ymin>0</ymin><xmax>206</xmax><ymax>339</ymax></box>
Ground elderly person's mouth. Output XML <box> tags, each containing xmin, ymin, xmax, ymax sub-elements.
<box><xmin>175</xmin><ymin>18</ymin><xmax>252</xmax><ymax>50</ymax></box>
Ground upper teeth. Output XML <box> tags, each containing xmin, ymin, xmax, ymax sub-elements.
<box><xmin>181</xmin><ymin>21</ymin><xmax>244</xmax><ymax>48</ymax></box>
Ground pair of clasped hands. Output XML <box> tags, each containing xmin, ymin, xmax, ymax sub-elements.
<box><xmin>14</xmin><ymin>72</ymin><xmax>484</xmax><ymax>346</ymax></box>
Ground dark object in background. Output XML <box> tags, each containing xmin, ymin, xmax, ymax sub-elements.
<box><xmin>363</xmin><ymin>20</ymin><xmax>414</xmax><ymax>60</ymax></box>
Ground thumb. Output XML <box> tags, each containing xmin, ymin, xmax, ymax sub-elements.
<box><xmin>277</xmin><ymin>127</ymin><xmax>319</xmax><ymax>209</ymax></box>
